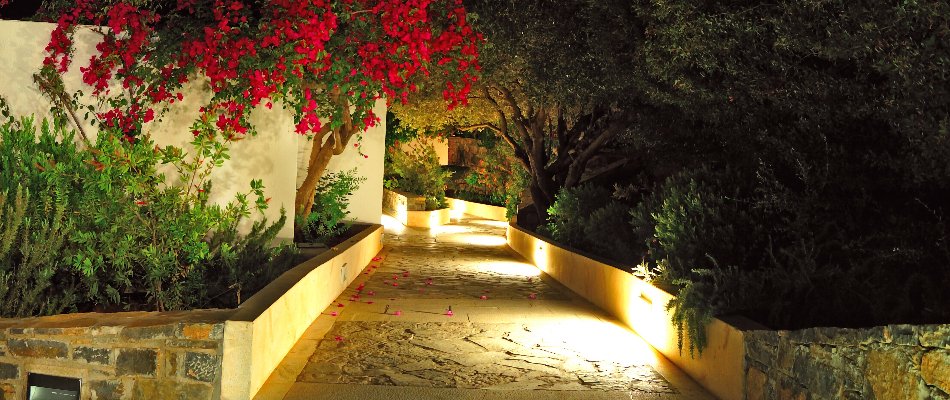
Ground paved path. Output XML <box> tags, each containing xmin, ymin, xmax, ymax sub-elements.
<box><xmin>255</xmin><ymin>216</ymin><xmax>714</xmax><ymax>400</ymax></box>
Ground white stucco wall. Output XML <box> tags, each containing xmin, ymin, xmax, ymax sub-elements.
<box><xmin>0</xmin><ymin>19</ymin><xmax>385</xmax><ymax>239</ymax></box>
<box><xmin>295</xmin><ymin>98</ymin><xmax>386</xmax><ymax>225</ymax></box>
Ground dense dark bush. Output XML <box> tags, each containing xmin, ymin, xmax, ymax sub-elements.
<box><xmin>602</xmin><ymin>0</ymin><xmax>950</xmax><ymax>353</ymax></box>
<box><xmin>541</xmin><ymin>184</ymin><xmax>638</xmax><ymax>265</ymax></box>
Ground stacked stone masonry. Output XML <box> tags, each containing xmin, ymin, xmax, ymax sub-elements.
<box><xmin>0</xmin><ymin>319</ymin><xmax>225</xmax><ymax>400</ymax></box>
<box><xmin>745</xmin><ymin>324</ymin><xmax>950</xmax><ymax>400</ymax></box>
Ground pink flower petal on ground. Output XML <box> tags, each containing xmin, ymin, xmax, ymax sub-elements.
<box><xmin>402</xmin><ymin>271</ymin><xmax>410</xmax><ymax>277</ymax></box>
<box><xmin>445</xmin><ymin>310</ymin><xmax>454</xmax><ymax>316</ymax></box>
<box><xmin>392</xmin><ymin>282</ymin><xmax>399</xmax><ymax>287</ymax></box>
<box><xmin>394</xmin><ymin>311</ymin><xmax>402</xmax><ymax>316</ymax></box>
<box><xmin>373</xmin><ymin>257</ymin><xmax>381</xmax><ymax>261</ymax></box>
<box><xmin>368</xmin><ymin>291</ymin><xmax>375</xmax><ymax>296</ymax></box>
<box><xmin>334</xmin><ymin>335</ymin><xmax>344</xmax><ymax>342</ymax></box>
<box><xmin>366</xmin><ymin>301</ymin><xmax>374</xmax><ymax>304</ymax></box>
<box><xmin>330</xmin><ymin>311</ymin><xmax>338</xmax><ymax>316</ymax></box>
<box><xmin>528</xmin><ymin>293</ymin><xmax>537</xmax><ymax>299</ymax></box>
<box><xmin>480</xmin><ymin>295</ymin><xmax>488</xmax><ymax>300</ymax></box>
<box><xmin>337</xmin><ymin>303</ymin><xmax>345</xmax><ymax>307</ymax></box>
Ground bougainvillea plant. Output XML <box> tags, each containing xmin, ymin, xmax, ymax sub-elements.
<box><xmin>39</xmin><ymin>0</ymin><xmax>481</xmax><ymax>218</ymax></box>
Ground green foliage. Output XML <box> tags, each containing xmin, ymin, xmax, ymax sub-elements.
<box><xmin>385</xmin><ymin>111</ymin><xmax>422</xmax><ymax>149</ymax></box>
<box><xmin>0</xmin><ymin>116</ymin><xmax>80</xmax><ymax>317</ymax></box>
<box><xmin>387</xmin><ymin>142</ymin><xmax>452</xmax><ymax>210</ymax></box>
<box><xmin>541</xmin><ymin>184</ymin><xmax>638</xmax><ymax>265</ymax></box>
<box><xmin>458</xmin><ymin>137</ymin><xmax>529</xmax><ymax>219</ymax></box>
<box><xmin>296</xmin><ymin>169</ymin><xmax>365</xmax><ymax>243</ymax></box>
<box><xmin>0</xmin><ymin>115</ymin><xmax>296</xmax><ymax>316</ymax></box>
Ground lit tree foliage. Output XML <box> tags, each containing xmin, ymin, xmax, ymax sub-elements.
<box><xmin>395</xmin><ymin>0</ymin><xmax>642</xmax><ymax>221</ymax></box>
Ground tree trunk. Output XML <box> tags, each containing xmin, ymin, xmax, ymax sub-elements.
<box><xmin>528</xmin><ymin>181</ymin><xmax>552</xmax><ymax>225</ymax></box>
<box><xmin>295</xmin><ymin>126</ymin><xmax>352</xmax><ymax>218</ymax></box>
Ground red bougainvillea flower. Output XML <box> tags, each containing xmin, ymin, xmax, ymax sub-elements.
<box><xmin>479</xmin><ymin>295</ymin><xmax>487</xmax><ymax>300</ymax></box>
<box><xmin>330</xmin><ymin>311</ymin><xmax>338</xmax><ymax>316</ymax></box>
<box><xmin>43</xmin><ymin>0</ymin><xmax>481</xmax><ymax>145</ymax></box>
<box><xmin>372</xmin><ymin>257</ymin><xmax>382</xmax><ymax>261</ymax></box>
<box><xmin>528</xmin><ymin>293</ymin><xmax>537</xmax><ymax>300</ymax></box>
<box><xmin>393</xmin><ymin>310</ymin><xmax>402</xmax><ymax>316</ymax></box>
<box><xmin>334</xmin><ymin>335</ymin><xmax>344</xmax><ymax>342</ymax></box>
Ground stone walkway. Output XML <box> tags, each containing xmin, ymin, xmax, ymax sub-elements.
<box><xmin>255</xmin><ymin>216</ymin><xmax>714</xmax><ymax>400</ymax></box>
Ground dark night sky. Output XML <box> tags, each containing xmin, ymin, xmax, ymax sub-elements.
<box><xmin>0</xmin><ymin>0</ymin><xmax>44</xmax><ymax>20</ymax></box>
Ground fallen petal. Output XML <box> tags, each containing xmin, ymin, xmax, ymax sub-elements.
<box><xmin>394</xmin><ymin>310</ymin><xmax>402</xmax><ymax>316</ymax></box>
<box><xmin>480</xmin><ymin>295</ymin><xmax>488</xmax><ymax>300</ymax></box>
<box><xmin>330</xmin><ymin>311</ymin><xmax>338</xmax><ymax>317</ymax></box>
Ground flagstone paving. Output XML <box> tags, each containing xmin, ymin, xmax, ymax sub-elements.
<box><xmin>254</xmin><ymin>216</ymin><xmax>714</xmax><ymax>400</ymax></box>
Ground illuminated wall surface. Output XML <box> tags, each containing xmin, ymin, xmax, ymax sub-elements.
<box><xmin>508</xmin><ymin>224</ymin><xmax>747</xmax><ymax>400</ymax></box>
<box><xmin>0</xmin><ymin>20</ymin><xmax>385</xmax><ymax>239</ymax></box>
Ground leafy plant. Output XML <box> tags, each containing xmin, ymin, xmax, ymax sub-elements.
<box><xmin>0</xmin><ymin>116</ymin><xmax>80</xmax><ymax>317</ymax></box>
<box><xmin>459</xmin><ymin>136</ymin><xmax>529</xmax><ymax>218</ymax></box>
<box><xmin>541</xmin><ymin>184</ymin><xmax>638</xmax><ymax>265</ymax></box>
<box><xmin>0</xmin><ymin>113</ymin><xmax>296</xmax><ymax>315</ymax></box>
<box><xmin>387</xmin><ymin>142</ymin><xmax>452</xmax><ymax>210</ymax></box>
<box><xmin>296</xmin><ymin>169</ymin><xmax>365</xmax><ymax>243</ymax></box>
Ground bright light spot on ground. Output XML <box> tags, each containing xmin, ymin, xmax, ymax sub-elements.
<box><xmin>479</xmin><ymin>260</ymin><xmax>542</xmax><ymax>277</ymax></box>
<box><xmin>430</xmin><ymin>224</ymin><xmax>469</xmax><ymax>235</ymax></box>
<box><xmin>460</xmin><ymin>234</ymin><xmax>508</xmax><ymax>247</ymax></box>
<box><xmin>381</xmin><ymin>214</ymin><xmax>405</xmax><ymax>234</ymax></box>
<box><xmin>469</xmin><ymin>219</ymin><xmax>510</xmax><ymax>229</ymax></box>
<box><xmin>527</xmin><ymin>318</ymin><xmax>659</xmax><ymax>366</ymax></box>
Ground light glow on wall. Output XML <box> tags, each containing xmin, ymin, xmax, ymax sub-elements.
<box><xmin>532</xmin><ymin>243</ymin><xmax>551</xmax><ymax>272</ymax></box>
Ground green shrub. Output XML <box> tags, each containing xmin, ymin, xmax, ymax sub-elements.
<box><xmin>460</xmin><ymin>138</ymin><xmax>529</xmax><ymax>218</ymax></box>
<box><xmin>542</xmin><ymin>184</ymin><xmax>611</xmax><ymax>246</ymax></box>
<box><xmin>541</xmin><ymin>184</ymin><xmax>638</xmax><ymax>265</ymax></box>
<box><xmin>387</xmin><ymin>142</ymin><xmax>452</xmax><ymax>210</ymax></box>
<box><xmin>296</xmin><ymin>169</ymin><xmax>365</xmax><ymax>243</ymax></box>
<box><xmin>0</xmin><ymin>114</ymin><xmax>295</xmax><ymax>315</ymax></box>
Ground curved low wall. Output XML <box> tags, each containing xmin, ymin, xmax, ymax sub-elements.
<box><xmin>448</xmin><ymin>197</ymin><xmax>507</xmax><ymax>221</ymax></box>
<box><xmin>382</xmin><ymin>189</ymin><xmax>450</xmax><ymax>228</ymax></box>
<box><xmin>506</xmin><ymin>223</ymin><xmax>750</xmax><ymax>400</ymax></box>
<box><xmin>0</xmin><ymin>224</ymin><xmax>383</xmax><ymax>400</ymax></box>
<box><xmin>222</xmin><ymin>224</ymin><xmax>382</xmax><ymax>399</ymax></box>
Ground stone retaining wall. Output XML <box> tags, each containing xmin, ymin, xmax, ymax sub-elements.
<box><xmin>0</xmin><ymin>311</ymin><xmax>230</xmax><ymax>399</ymax></box>
<box><xmin>745</xmin><ymin>325</ymin><xmax>950</xmax><ymax>400</ymax></box>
